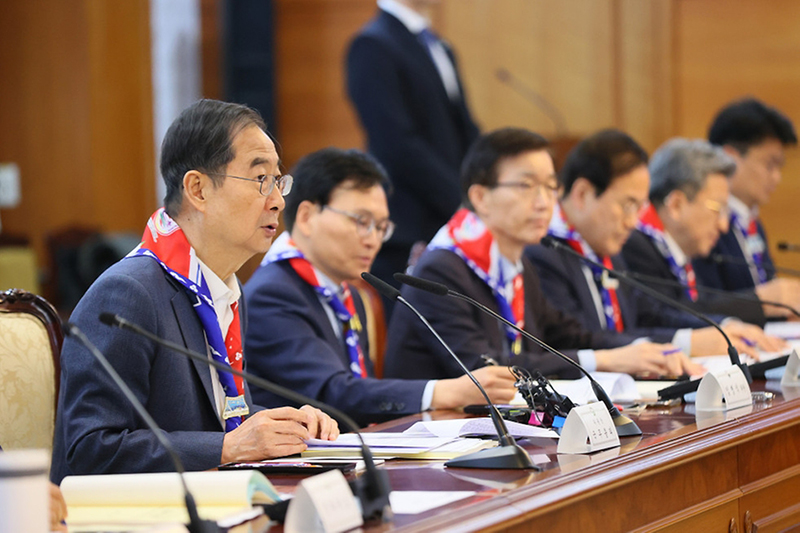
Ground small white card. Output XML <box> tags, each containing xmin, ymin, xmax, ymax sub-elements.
<box><xmin>781</xmin><ymin>349</ymin><xmax>800</xmax><ymax>387</ymax></box>
<box><xmin>696</xmin><ymin>365</ymin><xmax>751</xmax><ymax>411</ymax></box>
<box><xmin>284</xmin><ymin>470</ymin><xmax>363</xmax><ymax>533</ymax></box>
<box><xmin>556</xmin><ymin>402</ymin><xmax>620</xmax><ymax>454</ymax></box>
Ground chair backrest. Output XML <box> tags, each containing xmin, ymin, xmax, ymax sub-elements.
<box><xmin>0</xmin><ymin>289</ymin><xmax>63</xmax><ymax>451</ymax></box>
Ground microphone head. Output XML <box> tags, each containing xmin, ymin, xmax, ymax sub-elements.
<box><xmin>778</xmin><ymin>242</ymin><xmax>789</xmax><ymax>251</ymax></box>
<box><xmin>394</xmin><ymin>273</ymin><xmax>449</xmax><ymax>296</ymax></box>
<box><xmin>495</xmin><ymin>68</ymin><xmax>511</xmax><ymax>82</ymax></box>
<box><xmin>98</xmin><ymin>312</ymin><xmax>118</xmax><ymax>327</ymax></box>
<box><xmin>540</xmin><ymin>235</ymin><xmax>558</xmax><ymax>249</ymax></box>
<box><xmin>360</xmin><ymin>272</ymin><xmax>401</xmax><ymax>301</ymax></box>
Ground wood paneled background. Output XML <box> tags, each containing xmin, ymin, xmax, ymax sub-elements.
<box><xmin>1</xmin><ymin>0</ymin><xmax>799</xmax><ymax>291</ymax></box>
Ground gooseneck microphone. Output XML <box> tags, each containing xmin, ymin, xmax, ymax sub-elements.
<box><xmin>540</xmin><ymin>236</ymin><xmax>753</xmax><ymax>400</ymax></box>
<box><xmin>778</xmin><ymin>241</ymin><xmax>800</xmax><ymax>253</ymax></box>
<box><xmin>360</xmin><ymin>272</ymin><xmax>537</xmax><ymax>470</ymax></box>
<box><xmin>393</xmin><ymin>272</ymin><xmax>642</xmax><ymax>438</ymax></box>
<box><xmin>622</xmin><ymin>269</ymin><xmax>800</xmax><ymax>319</ymax></box>
<box><xmin>98</xmin><ymin>312</ymin><xmax>391</xmax><ymax>522</ymax></box>
<box><xmin>65</xmin><ymin>323</ymin><xmax>219</xmax><ymax>533</ymax></box>
<box><xmin>710</xmin><ymin>252</ymin><xmax>800</xmax><ymax>278</ymax></box>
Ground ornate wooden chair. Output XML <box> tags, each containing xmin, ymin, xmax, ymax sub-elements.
<box><xmin>0</xmin><ymin>288</ymin><xmax>63</xmax><ymax>450</ymax></box>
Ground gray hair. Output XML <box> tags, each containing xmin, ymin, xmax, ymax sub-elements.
<box><xmin>649</xmin><ymin>138</ymin><xmax>736</xmax><ymax>206</ymax></box>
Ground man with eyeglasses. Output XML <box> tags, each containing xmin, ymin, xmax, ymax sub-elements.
<box><xmin>622</xmin><ymin>138</ymin><xmax>778</xmax><ymax>330</ymax></box>
<box><xmin>693</xmin><ymin>98</ymin><xmax>800</xmax><ymax>318</ymax></box>
<box><xmin>51</xmin><ymin>100</ymin><xmax>338</xmax><ymax>485</ymax></box>
<box><xmin>243</xmin><ymin>147</ymin><xmax>516</xmax><ymax>426</ymax></box>
<box><xmin>385</xmin><ymin>128</ymin><xmax>702</xmax><ymax>383</ymax></box>
<box><xmin>527</xmin><ymin>131</ymin><xmax>782</xmax><ymax>362</ymax></box>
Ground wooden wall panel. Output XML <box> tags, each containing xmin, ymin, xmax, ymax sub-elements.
<box><xmin>0</xmin><ymin>0</ymin><xmax>155</xmax><ymax>282</ymax></box>
<box><xmin>673</xmin><ymin>0</ymin><xmax>800</xmax><ymax>270</ymax></box>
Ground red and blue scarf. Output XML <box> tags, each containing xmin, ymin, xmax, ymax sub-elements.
<box><xmin>637</xmin><ymin>204</ymin><xmax>699</xmax><ymax>301</ymax></box>
<box><xmin>126</xmin><ymin>208</ymin><xmax>247</xmax><ymax>432</ymax></box>
<box><xmin>548</xmin><ymin>204</ymin><xmax>624</xmax><ymax>332</ymax></box>
<box><xmin>428</xmin><ymin>209</ymin><xmax>524</xmax><ymax>355</ymax></box>
<box><xmin>262</xmin><ymin>232</ymin><xmax>368</xmax><ymax>378</ymax></box>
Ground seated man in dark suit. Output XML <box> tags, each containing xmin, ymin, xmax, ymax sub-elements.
<box><xmin>243</xmin><ymin>148</ymin><xmax>516</xmax><ymax>426</ymax></box>
<box><xmin>384</xmin><ymin>128</ymin><xmax>701</xmax><ymax>382</ymax></box>
<box><xmin>527</xmin><ymin>131</ymin><xmax>782</xmax><ymax>358</ymax></box>
<box><xmin>623</xmin><ymin>138</ymin><xmax>789</xmax><ymax>335</ymax></box>
<box><xmin>694</xmin><ymin>98</ymin><xmax>800</xmax><ymax>317</ymax></box>
<box><xmin>51</xmin><ymin>100</ymin><xmax>338</xmax><ymax>485</ymax></box>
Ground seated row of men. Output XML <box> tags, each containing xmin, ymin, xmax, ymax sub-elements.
<box><xmin>51</xmin><ymin>97</ymin><xmax>797</xmax><ymax>483</ymax></box>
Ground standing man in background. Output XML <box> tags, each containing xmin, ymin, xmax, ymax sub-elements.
<box><xmin>346</xmin><ymin>0</ymin><xmax>480</xmax><ymax>312</ymax></box>
<box><xmin>694</xmin><ymin>98</ymin><xmax>800</xmax><ymax>316</ymax></box>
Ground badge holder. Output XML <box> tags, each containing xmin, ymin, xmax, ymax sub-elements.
<box><xmin>284</xmin><ymin>469</ymin><xmax>363</xmax><ymax>533</ymax></box>
<box><xmin>556</xmin><ymin>402</ymin><xmax>620</xmax><ymax>455</ymax></box>
<box><xmin>695</xmin><ymin>365</ymin><xmax>751</xmax><ymax>411</ymax></box>
<box><xmin>780</xmin><ymin>349</ymin><xmax>800</xmax><ymax>387</ymax></box>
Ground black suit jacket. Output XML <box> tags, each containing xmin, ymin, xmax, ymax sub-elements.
<box><xmin>243</xmin><ymin>261</ymin><xmax>428</xmax><ymax>426</ymax></box>
<box><xmin>622</xmin><ymin>230</ymin><xmax>766</xmax><ymax>326</ymax></box>
<box><xmin>525</xmin><ymin>242</ymin><xmax>689</xmax><ymax>341</ymax></box>
<box><xmin>383</xmin><ymin>249</ymin><xmax>633</xmax><ymax>381</ymax></box>
<box><xmin>693</xmin><ymin>220</ymin><xmax>775</xmax><ymax>291</ymax></box>
<box><xmin>346</xmin><ymin>10</ymin><xmax>480</xmax><ymax>248</ymax></box>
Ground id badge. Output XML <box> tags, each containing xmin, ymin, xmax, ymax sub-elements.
<box><xmin>223</xmin><ymin>395</ymin><xmax>249</xmax><ymax>420</ymax></box>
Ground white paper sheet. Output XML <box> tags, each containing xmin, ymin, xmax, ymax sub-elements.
<box><xmin>403</xmin><ymin>418</ymin><xmax>558</xmax><ymax>439</ymax></box>
<box><xmin>389</xmin><ymin>491</ymin><xmax>476</xmax><ymax>514</ymax></box>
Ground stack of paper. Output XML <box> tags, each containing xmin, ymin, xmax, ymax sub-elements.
<box><xmin>302</xmin><ymin>433</ymin><xmax>495</xmax><ymax>460</ymax></box>
<box><xmin>402</xmin><ymin>418</ymin><xmax>558</xmax><ymax>439</ymax></box>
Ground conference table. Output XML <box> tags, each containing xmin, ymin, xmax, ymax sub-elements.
<box><xmin>264</xmin><ymin>380</ymin><xmax>800</xmax><ymax>532</ymax></box>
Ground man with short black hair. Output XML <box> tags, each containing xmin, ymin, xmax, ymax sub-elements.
<box><xmin>51</xmin><ymin>99</ymin><xmax>338</xmax><ymax>485</ymax></box>
<box><xmin>244</xmin><ymin>147</ymin><xmax>516</xmax><ymax>426</ymax></box>
<box><xmin>385</xmin><ymin>128</ymin><xmax>700</xmax><ymax>382</ymax></box>
<box><xmin>694</xmin><ymin>98</ymin><xmax>800</xmax><ymax>315</ymax></box>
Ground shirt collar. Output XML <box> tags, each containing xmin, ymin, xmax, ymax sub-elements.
<box><xmin>198</xmin><ymin>257</ymin><xmax>240</xmax><ymax>312</ymax></box>
<box><xmin>314</xmin><ymin>266</ymin><xmax>347</xmax><ymax>300</ymax></box>
<box><xmin>378</xmin><ymin>0</ymin><xmax>430</xmax><ymax>33</ymax></box>
<box><xmin>498</xmin><ymin>252</ymin><xmax>523</xmax><ymax>285</ymax></box>
<box><xmin>662</xmin><ymin>230</ymin><xmax>688</xmax><ymax>268</ymax></box>
<box><xmin>728</xmin><ymin>194</ymin><xmax>759</xmax><ymax>225</ymax></box>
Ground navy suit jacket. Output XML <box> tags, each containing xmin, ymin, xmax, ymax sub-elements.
<box><xmin>622</xmin><ymin>230</ymin><xmax>766</xmax><ymax>326</ymax></box>
<box><xmin>51</xmin><ymin>256</ymin><xmax>260</xmax><ymax>484</ymax></box>
<box><xmin>693</xmin><ymin>220</ymin><xmax>775</xmax><ymax>291</ymax></box>
<box><xmin>346</xmin><ymin>10</ymin><xmax>480</xmax><ymax>248</ymax></box>
<box><xmin>384</xmin><ymin>249</ymin><xmax>633</xmax><ymax>381</ymax></box>
<box><xmin>525</xmin><ymin>242</ymin><xmax>692</xmax><ymax>341</ymax></box>
<box><xmin>243</xmin><ymin>261</ymin><xmax>428</xmax><ymax>427</ymax></box>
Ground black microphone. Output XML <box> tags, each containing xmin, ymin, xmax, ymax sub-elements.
<box><xmin>710</xmin><ymin>252</ymin><xmax>800</xmax><ymax>278</ymax></box>
<box><xmin>540</xmin><ymin>236</ymin><xmax>753</xmax><ymax>400</ymax></box>
<box><xmin>622</xmin><ymin>269</ymin><xmax>800</xmax><ymax>319</ymax></box>
<box><xmin>393</xmin><ymin>272</ymin><xmax>642</xmax><ymax>438</ymax></box>
<box><xmin>64</xmin><ymin>323</ymin><xmax>219</xmax><ymax>533</ymax></box>
<box><xmin>97</xmin><ymin>312</ymin><xmax>391</xmax><ymax>522</ymax></box>
<box><xmin>778</xmin><ymin>241</ymin><xmax>800</xmax><ymax>252</ymax></box>
<box><xmin>360</xmin><ymin>272</ymin><xmax>537</xmax><ymax>470</ymax></box>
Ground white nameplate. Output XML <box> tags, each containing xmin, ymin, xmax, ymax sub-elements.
<box><xmin>696</xmin><ymin>365</ymin><xmax>751</xmax><ymax>411</ymax></box>
<box><xmin>284</xmin><ymin>469</ymin><xmax>363</xmax><ymax>533</ymax></box>
<box><xmin>556</xmin><ymin>402</ymin><xmax>620</xmax><ymax>455</ymax></box>
<box><xmin>780</xmin><ymin>349</ymin><xmax>800</xmax><ymax>387</ymax></box>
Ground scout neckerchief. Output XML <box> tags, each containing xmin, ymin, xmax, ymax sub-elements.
<box><xmin>428</xmin><ymin>208</ymin><xmax>524</xmax><ymax>355</ymax></box>
<box><xmin>126</xmin><ymin>208</ymin><xmax>247</xmax><ymax>432</ymax></box>
<box><xmin>730</xmin><ymin>210</ymin><xmax>769</xmax><ymax>284</ymax></box>
<box><xmin>637</xmin><ymin>203</ymin><xmax>699</xmax><ymax>301</ymax></box>
<box><xmin>262</xmin><ymin>232</ymin><xmax>367</xmax><ymax>378</ymax></box>
<box><xmin>548</xmin><ymin>204</ymin><xmax>624</xmax><ymax>332</ymax></box>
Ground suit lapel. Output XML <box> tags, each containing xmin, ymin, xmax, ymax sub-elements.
<box><xmin>170</xmin><ymin>287</ymin><xmax>219</xmax><ymax>421</ymax></box>
<box><xmin>564</xmin><ymin>252</ymin><xmax>605</xmax><ymax>331</ymax></box>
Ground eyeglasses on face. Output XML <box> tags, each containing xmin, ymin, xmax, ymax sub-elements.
<box><xmin>492</xmin><ymin>180</ymin><xmax>560</xmax><ymax>199</ymax></box>
<box><xmin>207</xmin><ymin>173</ymin><xmax>293</xmax><ymax>197</ymax></box>
<box><xmin>323</xmin><ymin>205</ymin><xmax>396</xmax><ymax>243</ymax></box>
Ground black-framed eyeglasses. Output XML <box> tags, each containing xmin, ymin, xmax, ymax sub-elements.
<box><xmin>208</xmin><ymin>173</ymin><xmax>293</xmax><ymax>197</ymax></box>
<box><xmin>323</xmin><ymin>205</ymin><xmax>396</xmax><ymax>242</ymax></box>
<box><xmin>493</xmin><ymin>180</ymin><xmax>560</xmax><ymax>198</ymax></box>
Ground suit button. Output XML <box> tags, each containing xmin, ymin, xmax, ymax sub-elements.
<box><xmin>380</xmin><ymin>402</ymin><xmax>392</xmax><ymax>411</ymax></box>
<box><xmin>394</xmin><ymin>402</ymin><xmax>405</xmax><ymax>411</ymax></box>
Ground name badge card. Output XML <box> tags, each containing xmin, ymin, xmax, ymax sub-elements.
<box><xmin>780</xmin><ymin>349</ymin><xmax>800</xmax><ymax>387</ymax></box>
<box><xmin>557</xmin><ymin>402</ymin><xmax>620</xmax><ymax>455</ymax></box>
<box><xmin>284</xmin><ymin>469</ymin><xmax>363</xmax><ymax>533</ymax></box>
<box><xmin>696</xmin><ymin>365</ymin><xmax>751</xmax><ymax>411</ymax></box>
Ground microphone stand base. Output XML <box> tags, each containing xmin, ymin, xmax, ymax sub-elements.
<box><xmin>613</xmin><ymin>414</ymin><xmax>643</xmax><ymax>437</ymax></box>
<box><xmin>445</xmin><ymin>444</ymin><xmax>540</xmax><ymax>470</ymax></box>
